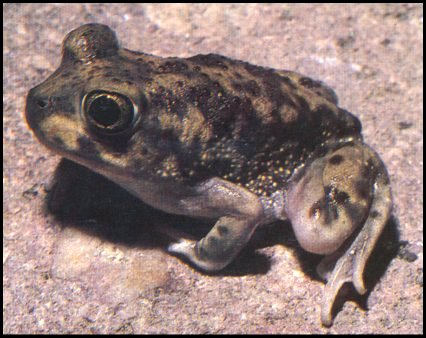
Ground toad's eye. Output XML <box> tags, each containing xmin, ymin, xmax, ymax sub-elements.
<box><xmin>82</xmin><ymin>90</ymin><xmax>137</xmax><ymax>135</ymax></box>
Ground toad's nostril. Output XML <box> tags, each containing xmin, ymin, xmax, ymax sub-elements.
<box><xmin>36</xmin><ymin>98</ymin><xmax>49</xmax><ymax>108</ymax></box>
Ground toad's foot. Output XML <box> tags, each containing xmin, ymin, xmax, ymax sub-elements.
<box><xmin>168</xmin><ymin>215</ymin><xmax>261</xmax><ymax>272</ymax></box>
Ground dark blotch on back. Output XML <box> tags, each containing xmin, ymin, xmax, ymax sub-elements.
<box><xmin>158</xmin><ymin>60</ymin><xmax>189</xmax><ymax>73</ymax></box>
<box><xmin>299</xmin><ymin>77</ymin><xmax>318</xmax><ymax>89</ymax></box>
<box><xmin>329</xmin><ymin>154</ymin><xmax>344</xmax><ymax>165</ymax></box>
<box><xmin>187</xmin><ymin>54</ymin><xmax>230</xmax><ymax>71</ymax></box>
<box><xmin>183</xmin><ymin>81</ymin><xmax>260</xmax><ymax>138</ymax></box>
<box><xmin>231</xmin><ymin>80</ymin><xmax>261</xmax><ymax>96</ymax></box>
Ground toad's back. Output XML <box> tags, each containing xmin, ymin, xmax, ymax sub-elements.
<box><xmin>138</xmin><ymin>52</ymin><xmax>363</xmax><ymax>196</ymax></box>
<box><xmin>32</xmin><ymin>23</ymin><xmax>361</xmax><ymax>197</ymax></box>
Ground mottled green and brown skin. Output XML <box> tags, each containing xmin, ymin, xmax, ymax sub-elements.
<box><xmin>26</xmin><ymin>24</ymin><xmax>392</xmax><ymax>326</ymax></box>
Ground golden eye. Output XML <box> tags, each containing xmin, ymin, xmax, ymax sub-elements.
<box><xmin>83</xmin><ymin>90</ymin><xmax>137</xmax><ymax>135</ymax></box>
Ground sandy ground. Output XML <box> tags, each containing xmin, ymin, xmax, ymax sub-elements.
<box><xmin>3</xmin><ymin>3</ymin><xmax>423</xmax><ymax>334</ymax></box>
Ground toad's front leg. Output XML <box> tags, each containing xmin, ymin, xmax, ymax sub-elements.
<box><xmin>168</xmin><ymin>178</ymin><xmax>265</xmax><ymax>271</ymax></box>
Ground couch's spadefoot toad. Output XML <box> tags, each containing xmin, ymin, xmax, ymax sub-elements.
<box><xmin>25</xmin><ymin>23</ymin><xmax>392</xmax><ymax>326</ymax></box>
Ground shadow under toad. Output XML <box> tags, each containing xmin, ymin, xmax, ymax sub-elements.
<box><xmin>45</xmin><ymin>158</ymin><xmax>403</xmax><ymax>288</ymax></box>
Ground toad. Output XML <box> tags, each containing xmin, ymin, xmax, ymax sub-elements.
<box><xmin>25</xmin><ymin>23</ymin><xmax>392</xmax><ymax>325</ymax></box>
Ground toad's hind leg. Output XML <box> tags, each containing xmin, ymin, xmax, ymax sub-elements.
<box><xmin>285</xmin><ymin>143</ymin><xmax>391</xmax><ymax>326</ymax></box>
<box><xmin>168</xmin><ymin>178</ymin><xmax>264</xmax><ymax>271</ymax></box>
<box><xmin>318</xmin><ymin>145</ymin><xmax>392</xmax><ymax>326</ymax></box>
